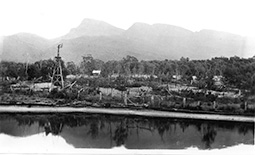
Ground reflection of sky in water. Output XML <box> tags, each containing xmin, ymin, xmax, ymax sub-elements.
<box><xmin>0</xmin><ymin>114</ymin><xmax>254</xmax><ymax>152</ymax></box>
<box><xmin>0</xmin><ymin>133</ymin><xmax>254</xmax><ymax>154</ymax></box>
<box><xmin>0</xmin><ymin>133</ymin><xmax>74</xmax><ymax>153</ymax></box>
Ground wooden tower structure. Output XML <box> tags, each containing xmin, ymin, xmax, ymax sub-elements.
<box><xmin>51</xmin><ymin>44</ymin><xmax>64</xmax><ymax>89</ymax></box>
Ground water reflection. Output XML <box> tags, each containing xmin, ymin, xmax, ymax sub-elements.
<box><xmin>201</xmin><ymin>125</ymin><xmax>217</xmax><ymax>149</ymax></box>
<box><xmin>113</xmin><ymin>120</ymin><xmax>128</xmax><ymax>146</ymax></box>
<box><xmin>0</xmin><ymin>114</ymin><xmax>254</xmax><ymax>149</ymax></box>
<box><xmin>0</xmin><ymin>133</ymin><xmax>74</xmax><ymax>153</ymax></box>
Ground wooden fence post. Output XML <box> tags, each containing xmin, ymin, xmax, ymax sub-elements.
<box><xmin>183</xmin><ymin>97</ymin><xmax>186</xmax><ymax>108</ymax></box>
<box><xmin>151</xmin><ymin>95</ymin><xmax>154</xmax><ymax>106</ymax></box>
<box><xmin>111</xmin><ymin>88</ymin><xmax>113</xmax><ymax>97</ymax></box>
<box><xmin>244</xmin><ymin>102</ymin><xmax>248</xmax><ymax>111</ymax></box>
<box><xmin>213</xmin><ymin>101</ymin><xmax>217</xmax><ymax>109</ymax></box>
<box><xmin>124</xmin><ymin>93</ymin><xmax>127</xmax><ymax>106</ymax></box>
<box><xmin>197</xmin><ymin>101</ymin><xmax>201</xmax><ymax>107</ymax></box>
<box><xmin>99</xmin><ymin>92</ymin><xmax>102</xmax><ymax>101</ymax></box>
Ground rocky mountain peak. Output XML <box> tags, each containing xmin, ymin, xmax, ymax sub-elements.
<box><xmin>63</xmin><ymin>18</ymin><xmax>124</xmax><ymax>39</ymax></box>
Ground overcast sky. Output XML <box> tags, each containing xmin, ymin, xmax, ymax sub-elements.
<box><xmin>0</xmin><ymin>0</ymin><xmax>254</xmax><ymax>39</ymax></box>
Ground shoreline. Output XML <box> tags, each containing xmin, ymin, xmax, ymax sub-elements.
<box><xmin>0</xmin><ymin>105</ymin><xmax>254</xmax><ymax>123</ymax></box>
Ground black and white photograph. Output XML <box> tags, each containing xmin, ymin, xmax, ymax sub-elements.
<box><xmin>0</xmin><ymin>0</ymin><xmax>254</xmax><ymax>154</ymax></box>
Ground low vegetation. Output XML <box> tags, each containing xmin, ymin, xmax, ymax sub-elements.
<box><xmin>0</xmin><ymin>55</ymin><xmax>254</xmax><ymax>116</ymax></box>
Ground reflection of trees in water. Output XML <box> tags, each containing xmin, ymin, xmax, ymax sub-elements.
<box><xmin>238</xmin><ymin>125</ymin><xmax>251</xmax><ymax>136</ymax></box>
<box><xmin>47</xmin><ymin>119</ymin><xmax>64</xmax><ymax>135</ymax></box>
<box><xmin>193</xmin><ymin>121</ymin><xmax>203</xmax><ymax>132</ymax></box>
<box><xmin>217</xmin><ymin>122</ymin><xmax>236</xmax><ymax>130</ymax></box>
<box><xmin>201</xmin><ymin>124</ymin><xmax>217</xmax><ymax>149</ymax></box>
<box><xmin>236</xmin><ymin>122</ymin><xmax>254</xmax><ymax>137</ymax></box>
<box><xmin>153</xmin><ymin>119</ymin><xmax>172</xmax><ymax>142</ymax></box>
<box><xmin>100</xmin><ymin>120</ymin><xmax>105</xmax><ymax>130</ymax></box>
<box><xmin>113</xmin><ymin>118</ymin><xmax>128</xmax><ymax>146</ymax></box>
<box><xmin>87</xmin><ymin>121</ymin><xmax>99</xmax><ymax>139</ymax></box>
<box><xmin>179</xmin><ymin>121</ymin><xmax>190</xmax><ymax>132</ymax></box>
<box><xmin>188</xmin><ymin>121</ymin><xmax>218</xmax><ymax>149</ymax></box>
<box><xmin>4</xmin><ymin>114</ymin><xmax>254</xmax><ymax>148</ymax></box>
<box><xmin>39</xmin><ymin>117</ymin><xmax>64</xmax><ymax>136</ymax></box>
<box><xmin>210</xmin><ymin>121</ymin><xmax>254</xmax><ymax>136</ymax></box>
<box><xmin>15</xmin><ymin>115</ymin><xmax>36</xmax><ymax>126</ymax></box>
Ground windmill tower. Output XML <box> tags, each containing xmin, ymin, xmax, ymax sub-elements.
<box><xmin>51</xmin><ymin>44</ymin><xmax>64</xmax><ymax>89</ymax></box>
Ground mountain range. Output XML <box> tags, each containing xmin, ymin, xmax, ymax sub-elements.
<box><xmin>0</xmin><ymin>18</ymin><xmax>254</xmax><ymax>63</ymax></box>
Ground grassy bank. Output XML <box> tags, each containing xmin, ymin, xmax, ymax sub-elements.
<box><xmin>1</xmin><ymin>79</ymin><xmax>255</xmax><ymax>117</ymax></box>
<box><xmin>0</xmin><ymin>92</ymin><xmax>254</xmax><ymax>117</ymax></box>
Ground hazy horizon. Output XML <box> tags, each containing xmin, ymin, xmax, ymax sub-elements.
<box><xmin>1</xmin><ymin>18</ymin><xmax>251</xmax><ymax>39</ymax></box>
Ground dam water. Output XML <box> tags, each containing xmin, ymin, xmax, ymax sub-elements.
<box><xmin>0</xmin><ymin>113</ymin><xmax>254</xmax><ymax>151</ymax></box>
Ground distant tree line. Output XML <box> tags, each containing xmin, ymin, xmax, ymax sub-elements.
<box><xmin>0</xmin><ymin>55</ymin><xmax>254</xmax><ymax>93</ymax></box>
<box><xmin>0</xmin><ymin>59</ymin><xmax>69</xmax><ymax>81</ymax></box>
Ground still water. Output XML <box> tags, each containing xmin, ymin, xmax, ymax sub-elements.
<box><xmin>0</xmin><ymin>113</ymin><xmax>254</xmax><ymax>150</ymax></box>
